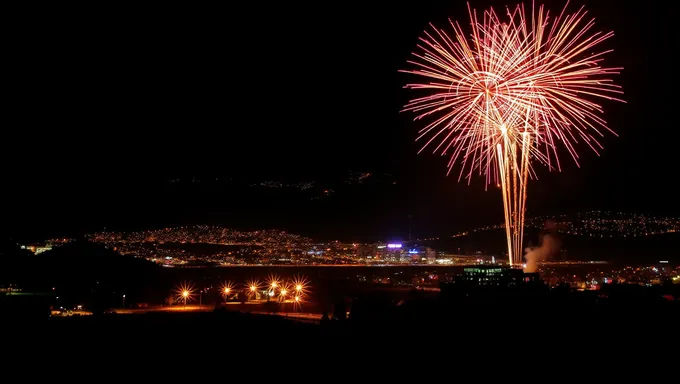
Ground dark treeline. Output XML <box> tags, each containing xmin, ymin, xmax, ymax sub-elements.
<box><xmin>1</xmin><ymin>240</ymin><xmax>162</xmax><ymax>313</ymax></box>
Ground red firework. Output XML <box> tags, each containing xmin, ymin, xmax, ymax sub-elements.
<box><xmin>401</xmin><ymin>1</ymin><xmax>624</xmax><ymax>185</ymax></box>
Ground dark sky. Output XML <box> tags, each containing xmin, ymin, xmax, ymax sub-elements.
<box><xmin>3</xmin><ymin>0</ymin><xmax>677</xmax><ymax>242</ymax></box>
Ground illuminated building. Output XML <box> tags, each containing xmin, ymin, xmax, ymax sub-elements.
<box><xmin>356</xmin><ymin>245</ymin><xmax>375</xmax><ymax>259</ymax></box>
<box><xmin>657</xmin><ymin>261</ymin><xmax>671</xmax><ymax>275</ymax></box>
<box><xmin>404</xmin><ymin>247</ymin><xmax>419</xmax><ymax>263</ymax></box>
<box><xmin>21</xmin><ymin>244</ymin><xmax>52</xmax><ymax>254</ymax></box>
<box><xmin>453</xmin><ymin>266</ymin><xmax>542</xmax><ymax>287</ymax></box>
<box><xmin>426</xmin><ymin>247</ymin><xmax>437</xmax><ymax>264</ymax></box>
<box><xmin>377</xmin><ymin>243</ymin><xmax>403</xmax><ymax>263</ymax></box>
<box><xmin>462</xmin><ymin>266</ymin><xmax>507</xmax><ymax>286</ymax></box>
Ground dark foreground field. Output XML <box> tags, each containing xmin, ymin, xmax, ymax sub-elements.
<box><xmin>5</xmin><ymin>293</ymin><xmax>678</xmax><ymax>368</ymax></box>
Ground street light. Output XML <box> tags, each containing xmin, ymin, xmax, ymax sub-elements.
<box><xmin>294</xmin><ymin>295</ymin><xmax>301</xmax><ymax>312</ymax></box>
<box><xmin>246</xmin><ymin>279</ymin><xmax>262</xmax><ymax>301</ymax></box>
<box><xmin>221</xmin><ymin>281</ymin><xmax>234</xmax><ymax>303</ymax></box>
<box><xmin>266</xmin><ymin>274</ymin><xmax>281</xmax><ymax>298</ymax></box>
<box><xmin>279</xmin><ymin>288</ymin><xmax>288</xmax><ymax>312</ymax></box>
<box><xmin>122</xmin><ymin>294</ymin><xmax>126</xmax><ymax>309</ymax></box>
<box><xmin>175</xmin><ymin>282</ymin><xmax>194</xmax><ymax>310</ymax></box>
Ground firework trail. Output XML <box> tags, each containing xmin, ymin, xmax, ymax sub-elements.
<box><xmin>402</xmin><ymin>2</ymin><xmax>623</xmax><ymax>266</ymax></box>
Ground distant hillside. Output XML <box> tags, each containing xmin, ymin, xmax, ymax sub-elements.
<box><xmin>438</xmin><ymin>230</ymin><xmax>680</xmax><ymax>263</ymax></box>
<box><xmin>1</xmin><ymin>240</ymin><xmax>161</xmax><ymax>311</ymax></box>
<box><xmin>452</xmin><ymin>211</ymin><xmax>679</xmax><ymax>239</ymax></box>
<box><xmin>86</xmin><ymin>226</ymin><xmax>313</xmax><ymax>245</ymax></box>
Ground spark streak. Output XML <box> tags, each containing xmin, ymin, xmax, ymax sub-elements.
<box><xmin>402</xmin><ymin>2</ymin><xmax>623</xmax><ymax>266</ymax></box>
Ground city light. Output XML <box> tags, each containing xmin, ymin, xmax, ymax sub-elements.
<box><xmin>450</xmin><ymin>211</ymin><xmax>680</xmax><ymax>240</ymax></box>
<box><xmin>64</xmin><ymin>211</ymin><xmax>680</xmax><ymax>267</ymax></box>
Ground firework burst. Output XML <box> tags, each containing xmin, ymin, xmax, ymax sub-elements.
<box><xmin>402</xmin><ymin>2</ymin><xmax>623</xmax><ymax>266</ymax></box>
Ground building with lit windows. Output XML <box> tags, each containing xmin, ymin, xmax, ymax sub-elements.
<box><xmin>462</xmin><ymin>266</ymin><xmax>508</xmax><ymax>286</ymax></box>
<box><xmin>20</xmin><ymin>243</ymin><xmax>52</xmax><ymax>254</ymax></box>
<box><xmin>426</xmin><ymin>248</ymin><xmax>437</xmax><ymax>264</ymax></box>
<box><xmin>448</xmin><ymin>266</ymin><xmax>542</xmax><ymax>288</ymax></box>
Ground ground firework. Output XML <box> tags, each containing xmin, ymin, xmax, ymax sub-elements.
<box><xmin>402</xmin><ymin>2</ymin><xmax>623</xmax><ymax>266</ymax></box>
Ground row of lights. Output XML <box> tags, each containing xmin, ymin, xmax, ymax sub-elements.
<box><xmin>176</xmin><ymin>275</ymin><xmax>310</xmax><ymax>308</ymax></box>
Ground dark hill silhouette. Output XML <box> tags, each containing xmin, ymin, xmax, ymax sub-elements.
<box><xmin>0</xmin><ymin>239</ymin><xmax>33</xmax><ymax>260</ymax></box>
<box><xmin>1</xmin><ymin>240</ymin><xmax>160</xmax><ymax>313</ymax></box>
<box><xmin>0</xmin><ymin>240</ymin><xmax>37</xmax><ymax>283</ymax></box>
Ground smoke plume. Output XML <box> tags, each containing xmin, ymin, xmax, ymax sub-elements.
<box><xmin>524</xmin><ymin>227</ymin><xmax>561</xmax><ymax>273</ymax></box>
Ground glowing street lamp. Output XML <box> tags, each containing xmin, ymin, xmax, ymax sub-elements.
<box><xmin>268</xmin><ymin>280</ymin><xmax>279</xmax><ymax>301</ymax></box>
<box><xmin>246</xmin><ymin>279</ymin><xmax>262</xmax><ymax>301</ymax></box>
<box><xmin>291</xmin><ymin>275</ymin><xmax>309</xmax><ymax>297</ymax></box>
<box><xmin>176</xmin><ymin>281</ymin><xmax>194</xmax><ymax>310</ymax></box>
<box><xmin>266</xmin><ymin>274</ymin><xmax>281</xmax><ymax>298</ymax></box>
<box><xmin>221</xmin><ymin>281</ymin><xmax>234</xmax><ymax>302</ymax></box>
<box><xmin>278</xmin><ymin>287</ymin><xmax>288</xmax><ymax>312</ymax></box>
<box><xmin>293</xmin><ymin>295</ymin><xmax>302</xmax><ymax>313</ymax></box>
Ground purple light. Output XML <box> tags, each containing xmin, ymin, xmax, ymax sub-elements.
<box><xmin>387</xmin><ymin>244</ymin><xmax>402</xmax><ymax>249</ymax></box>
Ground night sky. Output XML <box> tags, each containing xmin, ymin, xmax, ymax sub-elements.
<box><xmin>3</xmin><ymin>1</ymin><xmax>676</xmax><ymax>242</ymax></box>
